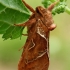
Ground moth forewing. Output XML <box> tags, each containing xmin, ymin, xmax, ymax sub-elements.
<box><xmin>17</xmin><ymin>0</ymin><xmax>57</xmax><ymax>70</ymax></box>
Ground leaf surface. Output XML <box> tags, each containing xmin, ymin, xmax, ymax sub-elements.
<box><xmin>0</xmin><ymin>0</ymin><xmax>31</xmax><ymax>39</ymax></box>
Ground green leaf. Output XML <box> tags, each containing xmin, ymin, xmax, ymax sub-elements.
<box><xmin>2</xmin><ymin>26</ymin><xmax>24</xmax><ymax>40</ymax></box>
<box><xmin>0</xmin><ymin>0</ymin><xmax>31</xmax><ymax>39</ymax></box>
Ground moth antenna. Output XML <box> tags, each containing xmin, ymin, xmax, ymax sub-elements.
<box><xmin>47</xmin><ymin>0</ymin><xmax>60</xmax><ymax>11</ymax></box>
<box><xmin>22</xmin><ymin>0</ymin><xmax>35</xmax><ymax>13</ymax></box>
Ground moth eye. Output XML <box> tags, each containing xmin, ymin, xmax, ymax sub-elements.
<box><xmin>48</xmin><ymin>24</ymin><xmax>56</xmax><ymax>31</ymax></box>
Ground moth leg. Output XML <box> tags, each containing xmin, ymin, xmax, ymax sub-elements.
<box><xmin>28</xmin><ymin>39</ymin><xmax>35</xmax><ymax>50</ymax></box>
<box><xmin>22</xmin><ymin>34</ymin><xmax>28</xmax><ymax>36</ymax></box>
<box><xmin>14</xmin><ymin>18</ymin><xmax>36</xmax><ymax>27</ymax></box>
<box><xmin>22</xmin><ymin>0</ymin><xmax>35</xmax><ymax>13</ymax></box>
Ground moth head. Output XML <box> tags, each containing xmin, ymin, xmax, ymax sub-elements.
<box><xmin>36</xmin><ymin>1</ymin><xmax>59</xmax><ymax>31</ymax></box>
<box><xmin>45</xmin><ymin>0</ymin><xmax>59</xmax><ymax>31</ymax></box>
<box><xmin>36</xmin><ymin>6</ymin><xmax>56</xmax><ymax>31</ymax></box>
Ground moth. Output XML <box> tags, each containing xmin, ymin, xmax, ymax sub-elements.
<box><xmin>15</xmin><ymin>0</ymin><xmax>58</xmax><ymax>70</ymax></box>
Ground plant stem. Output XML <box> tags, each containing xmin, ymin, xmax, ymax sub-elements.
<box><xmin>65</xmin><ymin>6</ymin><xmax>70</xmax><ymax>14</ymax></box>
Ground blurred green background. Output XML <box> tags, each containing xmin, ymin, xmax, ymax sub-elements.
<box><xmin>0</xmin><ymin>0</ymin><xmax>70</xmax><ymax>70</ymax></box>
